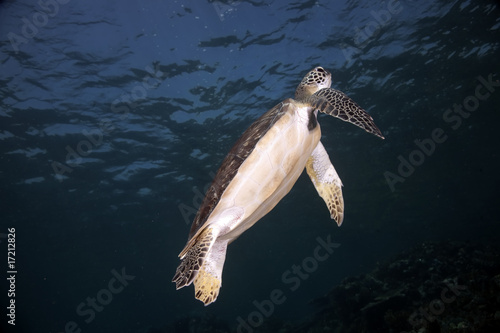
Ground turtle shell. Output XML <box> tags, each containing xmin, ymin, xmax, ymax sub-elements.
<box><xmin>186</xmin><ymin>101</ymin><xmax>289</xmax><ymax>242</ymax></box>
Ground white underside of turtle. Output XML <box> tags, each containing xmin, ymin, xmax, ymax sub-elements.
<box><xmin>172</xmin><ymin>66</ymin><xmax>384</xmax><ymax>305</ymax></box>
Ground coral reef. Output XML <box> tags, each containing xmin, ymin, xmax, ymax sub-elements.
<box><xmin>301</xmin><ymin>241</ymin><xmax>500</xmax><ymax>333</ymax></box>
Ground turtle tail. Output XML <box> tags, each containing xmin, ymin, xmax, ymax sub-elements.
<box><xmin>308</xmin><ymin>88</ymin><xmax>385</xmax><ymax>139</ymax></box>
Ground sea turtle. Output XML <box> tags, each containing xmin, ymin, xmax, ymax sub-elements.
<box><xmin>172</xmin><ymin>66</ymin><xmax>384</xmax><ymax>305</ymax></box>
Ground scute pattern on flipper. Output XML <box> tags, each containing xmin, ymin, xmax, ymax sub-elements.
<box><xmin>308</xmin><ymin>88</ymin><xmax>385</xmax><ymax>139</ymax></box>
<box><xmin>314</xmin><ymin>174</ymin><xmax>344</xmax><ymax>224</ymax></box>
<box><xmin>194</xmin><ymin>264</ymin><xmax>221</xmax><ymax>306</ymax></box>
<box><xmin>172</xmin><ymin>227</ymin><xmax>215</xmax><ymax>289</ymax></box>
<box><xmin>305</xmin><ymin>143</ymin><xmax>344</xmax><ymax>225</ymax></box>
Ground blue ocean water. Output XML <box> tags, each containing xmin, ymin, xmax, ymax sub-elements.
<box><xmin>0</xmin><ymin>0</ymin><xmax>499</xmax><ymax>332</ymax></box>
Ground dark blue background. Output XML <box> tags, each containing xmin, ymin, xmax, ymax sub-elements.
<box><xmin>0</xmin><ymin>0</ymin><xmax>499</xmax><ymax>332</ymax></box>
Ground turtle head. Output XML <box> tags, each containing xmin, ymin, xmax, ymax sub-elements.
<box><xmin>294</xmin><ymin>66</ymin><xmax>332</xmax><ymax>100</ymax></box>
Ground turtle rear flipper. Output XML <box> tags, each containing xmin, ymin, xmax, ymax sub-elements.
<box><xmin>308</xmin><ymin>88</ymin><xmax>385</xmax><ymax>139</ymax></box>
<box><xmin>172</xmin><ymin>227</ymin><xmax>218</xmax><ymax>290</ymax></box>
<box><xmin>172</xmin><ymin>226</ymin><xmax>228</xmax><ymax>305</ymax></box>
<box><xmin>194</xmin><ymin>238</ymin><xmax>228</xmax><ymax>305</ymax></box>
<box><xmin>306</xmin><ymin>142</ymin><xmax>344</xmax><ymax>226</ymax></box>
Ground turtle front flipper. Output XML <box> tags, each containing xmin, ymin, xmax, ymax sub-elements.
<box><xmin>308</xmin><ymin>88</ymin><xmax>384</xmax><ymax>139</ymax></box>
<box><xmin>306</xmin><ymin>141</ymin><xmax>344</xmax><ymax>226</ymax></box>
